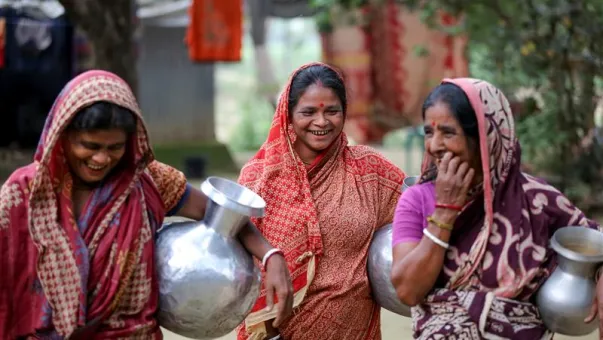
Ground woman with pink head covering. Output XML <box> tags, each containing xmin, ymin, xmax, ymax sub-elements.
<box><xmin>391</xmin><ymin>78</ymin><xmax>603</xmax><ymax>339</ymax></box>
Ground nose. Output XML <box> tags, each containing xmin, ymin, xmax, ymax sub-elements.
<box><xmin>427</xmin><ymin>133</ymin><xmax>446</xmax><ymax>158</ymax></box>
<box><xmin>91</xmin><ymin>151</ymin><xmax>110</xmax><ymax>165</ymax></box>
<box><xmin>313</xmin><ymin>112</ymin><xmax>329</xmax><ymax>127</ymax></box>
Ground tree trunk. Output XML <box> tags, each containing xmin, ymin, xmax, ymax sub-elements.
<box><xmin>58</xmin><ymin>0</ymin><xmax>138</xmax><ymax>93</ymax></box>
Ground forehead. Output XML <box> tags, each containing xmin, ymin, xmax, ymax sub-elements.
<box><xmin>70</xmin><ymin>128</ymin><xmax>128</xmax><ymax>142</ymax></box>
<box><xmin>296</xmin><ymin>84</ymin><xmax>340</xmax><ymax>106</ymax></box>
<box><xmin>424</xmin><ymin>102</ymin><xmax>459</xmax><ymax>125</ymax></box>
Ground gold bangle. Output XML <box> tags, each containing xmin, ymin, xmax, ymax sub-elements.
<box><xmin>427</xmin><ymin>215</ymin><xmax>453</xmax><ymax>231</ymax></box>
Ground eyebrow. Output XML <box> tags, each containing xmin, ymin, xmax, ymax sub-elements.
<box><xmin>80</xmin><ymin>140</ymin><xmax>126</xmax><ymax>147</ymax></box>
<box><xmin>298</xmin><ymin>104</ymin><xmax>342</xmax><ymax>111</ymax></box>
<box><xmin>424</xmin><ymin>123</ymin><xmax>458</xmax><ymax>132</ymax></box>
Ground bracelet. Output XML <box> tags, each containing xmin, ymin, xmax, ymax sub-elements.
<box><xmin>268</xmin><ymin>335</ymin><xmax>282</xmax><ymax>340</ymax></box>
<box><xmin>427</xmin><ymin>216</ymin><xmax>453</xmax><ymax>231</ymax></box>
<box><xmin>423</xmin><ymin>228</ymin><xmax>450</xmax><ymax>249</ymax></box>
<box><xmin>262</xmin><ymin>248</ymin><xmax>284</xmax><ymax>267</ymax></box>
<box><xmin>435</xmin><ymin>203</ymin><xmax>463</xmax><ymax>211</ymax></box>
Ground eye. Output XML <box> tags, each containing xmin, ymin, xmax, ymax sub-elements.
<box><xmin>81</xmin><ymin>142</ymin><xmax>101</xmax><ymax>150</ymax></box>
<box><xmin>297</xmin><ymin>109</ymin><xmax>315</xmax><ymax>116</ymax></box>
<box><xmin>424</xmin><ymin>126</ymin><xmax>433</xmax><ymax>135</ymax></box>
<box><xmin>108</xmin><ymin>144</ymin><xmax>126</xmax><ymax>151</ymax></box>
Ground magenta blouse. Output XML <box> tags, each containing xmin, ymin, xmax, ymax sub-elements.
<box><xmin>392</xmin><ymin>181</ymin><xmax>436</xmax><ymax>247</ymax></box>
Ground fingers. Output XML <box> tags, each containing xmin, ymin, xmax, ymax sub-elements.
<box><xmin>456</xmin><ymin>162</ymin><xmax>469</xmax><ymax>179</ymax></box>
<box><xmin>446</xmin><ymin>156</ymin><xmax>461</xmax><ymax>176</ymax></box>
<box><xmin>438</xmin><ymin>152</ymin><xmax>453</xmax><ymax>174</ymax></box>
<box><xmin>272</xmin><ymin>286</ymin><xmax>292</xmax><ymax>328</ymax></box>
<box><xmin>462</xmin><ymin>168</ymin><xmax>475</xmax><ymax>188</ymax></box>
<box><xmin>265</xmin><ymin>284</ymin><xmax>275</xmax><ymax>312</ymax></box>
<box><xmin>585</xmin><ymin>299</ymin><xmax>598</xmax><ymax>323</ymax></box>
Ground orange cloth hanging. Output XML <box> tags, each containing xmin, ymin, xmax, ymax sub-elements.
<box><xmin>185</xmin><ymin>0</ymin><xmax>242</xmax><ymax>62</ymax></box>
<box><xmin>0</xmin><ymin>18</ymin><xmax>5</xmax><ymax>68</ymax></box>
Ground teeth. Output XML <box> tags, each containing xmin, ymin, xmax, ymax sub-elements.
<box><xmin>310</xmin><ymin>130</ymin><xmax>331</xmax><ymax>136</ymax></box>
<box><xmin>87</xmin><ymin>163</ymin><xmax>105</xmax><ymax>170</ymax></box>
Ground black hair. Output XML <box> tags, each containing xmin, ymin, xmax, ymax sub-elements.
<box><xmin>68</xmin><ymin>101</ymin><xmax>137</xmax><ymax>134</ymax></box>
<box><xmin>288</xmin><ymin>64</ymin><xmax>347</xmax><ymax>115</ymax></box>
<box><xmin>422</xmin><ymin>83</ymin><xmax>479</xmax><ymax>140</ymax></box>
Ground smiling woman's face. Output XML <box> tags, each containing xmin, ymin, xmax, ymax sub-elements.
<box><xmin>291</xmin><ymin>83</ymin><xmax>345</xmax><ymax>163</ymax></box>
<box><xmin>63</xmin><ymin>128</ymin><xmax>128</xmax><ymax>184</ymax></box>
<box><xmin>423</xmin><ymin>101</ymin><xmax>480</xmax><ymax>173</ymax></box>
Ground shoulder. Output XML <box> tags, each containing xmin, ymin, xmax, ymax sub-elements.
<box><xmin>3</xmin><ymin>163</ymin><xmax>37</xmax><ymax>192</ymax></box>
<box><xmin>0</xmin><ymin>163</ymin><xmax>36</xmax><ymax>230</ymax></box>
<box><xmin>398</xmin><ymin>182</ymin><xmax>435</xmax><ymax>208</ymax></box>
<box><xmin>346</xmin><ymin>146</ymin><xmax>404</xmax><ymax>181</ymax></box>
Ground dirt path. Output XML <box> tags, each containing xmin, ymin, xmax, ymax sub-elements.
<box><xmin>162</xmin><ymin>309</ymin><xmax>598</xmax><ymax>339</ymax></box>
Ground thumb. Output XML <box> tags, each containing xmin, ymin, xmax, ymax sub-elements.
<box><xmin>584</xmin><ymin>297</ymin><xmax>598</xmax><ymax>323</ymax></box>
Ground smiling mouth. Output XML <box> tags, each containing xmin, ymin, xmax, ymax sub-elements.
<box><xmin>309</xmin><ymin>130</ymin><xmax>332</xmax><ymax>136</ymax></box>
<box><xmin>85</xmin><ymin>162</ymin><xmax>107</xmax><ymax>171</ymax></box>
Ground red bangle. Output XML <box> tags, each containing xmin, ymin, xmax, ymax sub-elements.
<box><xmin>435</xmin><ymin>203</ymin><xmax>463</xmax><ymax>211</ymax></box>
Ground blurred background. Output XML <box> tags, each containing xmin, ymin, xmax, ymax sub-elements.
<box><xmin>1</xmin><ymin>1</ymin><xmax>602</xmax><ymax>338</ymax></box>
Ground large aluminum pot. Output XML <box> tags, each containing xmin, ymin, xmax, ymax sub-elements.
<box><xmin>367</xmin><ymin>176</ymin><xmax>419</xmax><ymax>317</ymax></box>
<box><xmin>536</xmin><ymin>226</ymin><xmax>603</xmax><ymax>336</ymax></box>
<box><xmin>155</xmin><ymin>177</ymin><xmax>265</xmax><ymax>339</ymax></box>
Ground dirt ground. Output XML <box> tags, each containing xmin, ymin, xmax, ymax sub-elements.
<box><xmin>162</xmin><ymin>309</ymin><xmax>598</xmax><ymax>339</ymax></box>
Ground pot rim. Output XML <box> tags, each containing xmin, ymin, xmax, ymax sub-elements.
<box><xmin>551</xmin><ymin>226</ymin><xmax>603</xmax><ymax>263</ymax></box>
<box><xmin>201</xmin><ymin>177</ymin><xmax>266</xmax><ymax>218</ymax></box>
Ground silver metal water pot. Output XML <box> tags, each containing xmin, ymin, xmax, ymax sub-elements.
<box><xmin>367</xmin><ymin>176</ymin><xmax>418</xmax><ymax>317</ymax></box>
<box><xmin>536</xmin><ymin>226</ymin><xmax>603</xmax><ymax>336</ymax></box>
<box><xmin>155</xmin><ymin>177</ymin><xmax>265</xmax><ymax>339</ymax></box>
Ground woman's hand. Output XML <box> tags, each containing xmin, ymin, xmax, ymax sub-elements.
<box><xmin>263</xmin><ymin>320</ymin><xmax>281</xmax><ymax>340</ymax></box>
<box><xmin>264</xmin><ymin>254</ymin><xmax>294</xmax><ymax>328</ymax></box>
<box><xmin>584</xmin><ymin>268</ymin><xmax>602</xmax><ymax>339</ymax></box>
<box><xmin>434</xmin><ymin>152</ymin><xmax>475</xmax><ymax>208</ymax></box>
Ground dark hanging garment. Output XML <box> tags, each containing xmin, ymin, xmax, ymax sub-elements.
<box><xmin>0</xmin><ymin>7</ymin><xmax>74</xmax><ymax>148</ymax></box>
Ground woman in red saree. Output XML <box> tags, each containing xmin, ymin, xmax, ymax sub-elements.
<box><xmin>0</xmin><ymin>70</ymin><xmax>292</xmax><ymax>338</ymax></box>
<box><xmin>237</xmin><ymin>63</ymin><xmax>406</xmax><ymax>340</ymax></box>
<box><xmin>391</xmin><ymin>78</ymin><xmax>603</xmax><ymax>339</ymax></box>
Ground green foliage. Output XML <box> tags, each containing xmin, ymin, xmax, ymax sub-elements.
<box><xmin>229</xmin><ymin>95</ymin><xmax>274</xmax><ymax>152</ymax></box>
<box><xmin>312</xmin><ymin>0</ymin><xmax>603</xmax><ymax>211</ymax></box>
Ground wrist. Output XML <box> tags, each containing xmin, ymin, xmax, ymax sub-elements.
<box><xmin>262</xmin><ymin>248</ymin><xmax>284</xmax><ymax>268</ymax></box>
<box><xmin>433</xmin><ymin>208</ymin><xmax>459</xmax><ymax>224</ymax></box>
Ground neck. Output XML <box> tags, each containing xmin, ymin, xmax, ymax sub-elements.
<box><xmin>72</xmin><ymin>177</ymin><xmax>100</xmax><ymax>191</ymax></box>
<box><xmin>293</xmin><ymin>140</ymin><xmax>319</xmax><ymax>165</ymax></box>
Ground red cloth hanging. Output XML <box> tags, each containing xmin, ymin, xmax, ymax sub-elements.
<box><xmin>185</xmin><ymin>0</ymin><xmax>242</xmax><ymax>62</ymax></box>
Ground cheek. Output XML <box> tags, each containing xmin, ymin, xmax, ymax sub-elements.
<box><xmin>291</xmin><ymin>116</ymin><xmax>310</xmax><ymax>133</ymax></box>
<box><xmin>110</xmin><ymin>149</ymin><xmax>127</xmax><ymax>163</ymax></box>
<box><xmin>67</xmin><ymin>146</ymin><xmax>94</xmax><ymax>163</ymax></box>
<box><xmin>445</xmin><ymin>137</ymin><xmax>467</xmax><ymax>153</ymax></box>
<box><xmin>331</xmin><ymin>114</ymin><xmax>345</xmax><ymax>130</ymax></box>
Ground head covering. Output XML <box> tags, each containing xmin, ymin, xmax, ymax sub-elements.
<box><xmin>413</xmin><ymin>78</ymin><xmax>601</xmax><ymax>338</ymax></box>
<box><xmin>239</xmin><ymin>62</ymin><xmax>339</xmax><ymax>304</ymax></box>
<box><xmin>26</xmin><ymin>70</ymin><xmax>163</xmax><ymax>336</ymax></box>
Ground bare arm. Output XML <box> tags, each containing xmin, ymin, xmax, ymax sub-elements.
<box><xmin>391</xmin><ymin>209</ymin><xmax>458</xmax><ymax>306</ymax></box>
<box><xmin>391</xmin><ymin>153</ymin><xmax>474</xmax><ymax>306</ymax></box>
<box><xmin>173</xmin><ymin>184</ymin><xmax>293</xmax><ymax>326</ymax></box>
<box><xmin>173</xmin><ymin>186</ymin><xmax>273</xmax><ymax>260</ymax></box>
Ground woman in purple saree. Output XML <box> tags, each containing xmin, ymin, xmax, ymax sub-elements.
<box><xmin>391</xmin><ymin>78</ymin><xmax>603</xmax><ymax>339</ymax></box>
